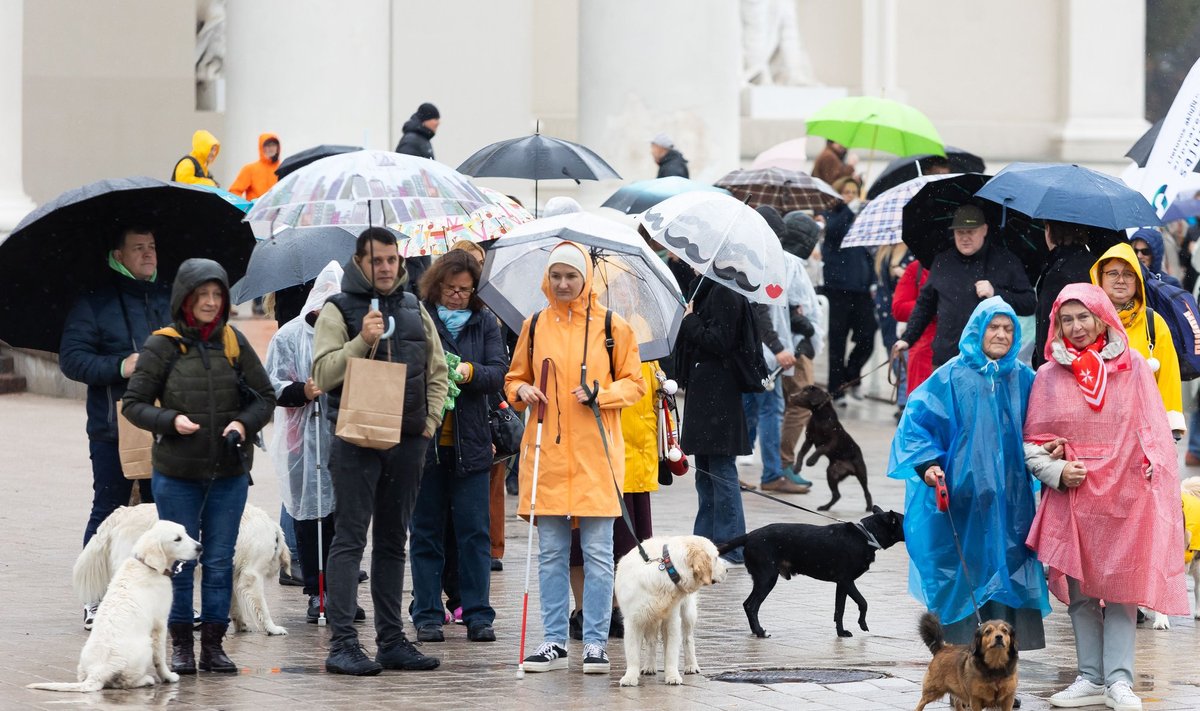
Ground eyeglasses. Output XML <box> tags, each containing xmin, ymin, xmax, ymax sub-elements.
<box><xmin>1101</xmin><ymin>270</ymin><xmax>1138</xmax><ymax>283</ymax></box>
<box><xmin>442</xmin><ymin>286</ymin><xmax>475</xmax><ymax>297</ymax></box>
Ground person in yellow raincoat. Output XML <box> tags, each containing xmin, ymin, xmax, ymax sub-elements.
<box><xmin>172</xmin><ymin>130</ymin><xmax>221</xmax><ymax>187</ymax></box>
<box><xmin>1089</xmin><ymin>242</ymin><xmax>1185</xmax><ymax>436</ymax></box>
<box><xmin>505</xmin><ymin>242</ymin><xmax>646</xmax><ymax>674</ymax></box>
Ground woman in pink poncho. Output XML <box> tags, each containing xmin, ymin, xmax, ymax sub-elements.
<box><xmin>1024</xmin><ymin>283</ymin><xmax>1186</xmax><ymax>711</ymax></box>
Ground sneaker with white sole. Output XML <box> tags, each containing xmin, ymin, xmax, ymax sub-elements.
<box><xmin>1049</xmin><ymin>676</ymin><xmax>1106</xmax><ymax>707</ymax></box>
<box><xmin>1106</xmin><ymin>681</ymin><xmax>1142</xmax><ymax>711</ymax></box>
<box><xmin>582</xmin><ymin>643</ymin><xmax>610</xmax><ymax>674</ymax></box>
<box><xmin>83</xmin><ymin>602</ymin><xmax>98</xmax><ymax>631</ymax></box>
<box><xmin>522</xmin><ymin>642</ymin><xmax>568</xmax><ymax>672</ymax></box>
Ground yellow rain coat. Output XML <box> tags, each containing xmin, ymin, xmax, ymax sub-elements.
<box><xmin>620</xmin><ymin>361</ymin><xmax>662</xmax><ymax>495</ymax></box>
<box><xmin>173</xmin><ymin>130</ymin><xmax>221</xmax><ymax>187</ymax></box>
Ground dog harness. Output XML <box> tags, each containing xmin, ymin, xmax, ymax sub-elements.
<box><xmin>654</xmin><ymin>543</ymin><xmax>683</xmax><ymax>586</ymax></box>
<box><xmin>852</xmin><ymin>523</ymin><xmax>884</xmax><ymax>550</ymax></box>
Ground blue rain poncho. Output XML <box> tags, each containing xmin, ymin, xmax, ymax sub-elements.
<box><xmin>888</xmin><ymin>296</ymin><xmax>1050</xmax><ymax>627</ymax></box>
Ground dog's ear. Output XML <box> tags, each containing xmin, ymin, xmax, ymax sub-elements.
<box><xmin>813</xmin><ymin>388</ymin><xmax>832</xmax><ymax>408</ymax></box>
<box><xmin>970</xmin><ymin>625</ymin><xmax>985</xmax><ymax>662</ymax></box>
<box><xmin>685</xmin><ymin>541</ymin><xmax>714</xmax><ymax>587</ymax></box>
<box><xmin>136</xmin><ymin>532</ymin><xmax>171</xmax><ymax>575</ymax></box>
<box><xmin>871</xmin><ymin>505</ymin><xmax>884</xmax><ymax>516</ymax></box>
<box><xmin>1005</xmin><ymin>623</ymin><xmax>1018</xmax><ymax>666</ymax></box>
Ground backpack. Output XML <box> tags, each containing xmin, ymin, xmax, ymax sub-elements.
<box><xmin>527</xmin><ymin>308</ymin><xmax>616</xmax><ymax>381</ymax></box>
<box><xmin>730</xmin><ymin>300</ymin><xmax>770</xmax><ymax>393</ymax></box>
<box><xmin>171</xmin><ymin>155</ymin><xmax>217</xmax><ymax>186</ymax></box>
<box><xmin>1143</xmin><ymin>271</ymin><xmax>1200</xmax><ymax>381</ymax></box>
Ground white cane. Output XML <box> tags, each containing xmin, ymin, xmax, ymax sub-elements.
<box><xmin>516</xmin><ymin>358</ymin><xmax>551</xmax><ymax>679</ymax></box>
<box><xmin>312</xmin><ymin>398</ymin><xmax>327</xmax><ymax>626</ymax></box>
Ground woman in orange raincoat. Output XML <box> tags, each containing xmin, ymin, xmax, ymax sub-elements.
<box><xmin>504</xmin><ymin>242</ymin><xmax>646</xmax><ymax>674</ymax></box>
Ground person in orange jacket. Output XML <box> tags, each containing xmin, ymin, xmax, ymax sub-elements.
<box><xmin>505</xmin><ymin>242</ymin><xmax>646</xmax><ymax>674</ymax></box>
<box><xmin>229</xmin><ymin>133</ymin><xmax>281</xmax><ymax>201</ymax></box>
<box><xmin>172</xmin><ymin>130</ymin><xmax>221</xmax><ymax>186</ymax></box>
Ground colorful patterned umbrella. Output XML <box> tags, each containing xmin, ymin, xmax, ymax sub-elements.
<box><xmin>394</xmin><ymin>187</ymin><xmax>533</xmax><ymax>257</ymax></box>
<box><xmin>713</xmin><ymin>168</ymin><xmax>842</xmax><ymax>214</ymax></box>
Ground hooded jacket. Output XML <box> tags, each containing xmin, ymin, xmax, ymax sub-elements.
<box><xmin>121</xmin><ymin>259</ymin><xmax>276</xmax><ymax>480</ymax></box>
<box><xmin>1088</xmin><ymin>242</ymin><xmax>1184</xmax><ymax>431</ymax></box>
<box><xmin>1131</xmin><ymin>228</ymin><xmax>1182</xmax><ymax>288</ymax></box>
<box><xmin>173</xmin><ymin>130</ymin><xmax>221</xmax><ymax>186</ymax></box>
<box><xmin>504</xmin><ymin>242</ymin><xmax>647</xmax><ymax>518</ymax></box>
<box><xmin>395</xmin><ymin>117</ymin><xmax>435</xmax><ymax>159</ymax></box>
<box><xmin>1025</xmin><ymin>283</ymin><xmax>1188</xmax><ymax>615</ymax></box>
<box><xmin>229</xmin><ymin>132</ymin><xmax>280</xmax><ymax>200</ymax></box>
<box><xmin>655</xmin><ymin>149</ymin><xmax>689</xmax><ymax>179</ymax></box>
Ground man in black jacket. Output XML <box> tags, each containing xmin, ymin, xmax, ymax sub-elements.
<box><xmin>394</xmin><ymin>102</ymin><xmax>439</xmax><ymax>159</ymax></box>
<box><xmin>892</xmin><ymin>205</ymin><xmax>1036</xmax><ymax>368</ymax></box>
<box><xmin>1032</xmin><ymin>221</ymin><xmax>1097</xmax><ymax>368</ymax></box>
<box><xmin>312</xmin><ymin>227</ymin><xmax>448</xmax><ymax>676</ymax></box>
<box><xmin>651</xmin><ymin>133</ymin><xmax>689</xmax><ymax>179</ymax></box>
<box><xmin>59</xmin><ymin>227</ymin><xmax>171</xmax><ymax>626</ymax></box>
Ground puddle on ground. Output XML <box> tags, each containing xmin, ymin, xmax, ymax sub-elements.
<box><xmin>712</xmin><ymin>667</ymin><xmax>889</xmax><ymax>684</ymax></box>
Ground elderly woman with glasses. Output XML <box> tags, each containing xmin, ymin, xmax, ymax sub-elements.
<box><xmin>1088</xmin><ymin>242</ymin><xmax>1185</xmax><ymax>437</ymax></box>
<box><xmin>408</xmin><ymin>250</ymin><xmax>509</xmax><ymax>644</ymax></box>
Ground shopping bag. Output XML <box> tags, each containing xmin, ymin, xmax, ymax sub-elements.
<box><xmin>117</xmin><ymin>400</ymin><xmax>154</xmax><ymax>480</ymax></box>
<box><xmin>335</xmin><ymin>355</ymin><xmax>407</xmax><ymax>450</ymax></box>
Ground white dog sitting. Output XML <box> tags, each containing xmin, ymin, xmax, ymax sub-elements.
<box><xmin>615</xmin><ymin>535</ymin><xmax>727</xmax><ymax>687</ymax></box>
<box><xmin>73</xmin><ymin>503</ymin><xmax>290</xmax><ymax>636</ymax></box>
<box><xmin>28</xmin><ymin>521</ymin><xmax>202</xmax><ymax>692</ymax></box>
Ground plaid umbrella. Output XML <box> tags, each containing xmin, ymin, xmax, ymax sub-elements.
<box><xmin>840</xmin><ymin>174</ymin><xmax>957</xmax><ymax>249</ymax></box>
<box><xmin>713</xmin><ymin>168</ymin><xmax>842</xmax><ymax>214</ymax></box>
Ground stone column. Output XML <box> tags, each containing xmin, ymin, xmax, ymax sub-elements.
<box><xmin>1056</xmin><ymin>0</ymin><xmax>1147</xmax><ymax>162</ymax></box>
<box><xmin>860</xmin><ymin>0</ymin><xmax>903</xmax><ymax>101</ymax></box>
<box><xmin>577</xmin><ymin>0</ymin><xmax>740</xmax><ymax>189</ymax></box>
<box><xmin>0</xmin><ymin>0</ymin><xmax>36</xmax><ymax>234</ymax></box>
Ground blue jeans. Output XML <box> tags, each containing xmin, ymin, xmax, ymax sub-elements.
<box><xmin>742</xmin><ymin>379</ymin><xmax>785</xmax><ymax>485</ymax></box>
<box><xmin>1188</xmin><ymin>409</ymin><xmax>1200</xmax><ymax>458</ymax></box>
<box><xmin>537</xmin><ymin>516</ymin><xmax>614</xmax><ymax>647</ymax></box>
<box><xmin>279</xmin><ymin>503</ymin><xmax>300</xmax><ymax>569</ymax></box>
<box><xmin>410</xmin><ymin>446</ymin><xmax>494</xmax><ymax>628</ymax></box>
<box><xmin>84</xmin><ymin>440</ymin><xmax>153</xmax><ymax>547</ymax></box>
<box><xmin>152</xmin><ymin>472</ymin><xmax>248</xmax><ymax>625</ymax></box>
<box><xmin>693</xmin><ymin>455</ymin><xmax>746</xmax><ymax>563</ymax></box>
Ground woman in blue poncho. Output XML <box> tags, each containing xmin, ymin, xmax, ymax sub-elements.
<box><xmin>888</xmin><ymin>296</ymin><xmax>1050</xmax><ymax>649</ymax></box>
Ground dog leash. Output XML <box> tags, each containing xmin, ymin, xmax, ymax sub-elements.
<box><xmin>935</xmin><ymin>472</ymin><xmax>983</xmax><ymax>626</ymax></box>
<box><xmin>831</xmin><ymin>355</ymin><xmax>906</xmax><ymax>404</ymax></box>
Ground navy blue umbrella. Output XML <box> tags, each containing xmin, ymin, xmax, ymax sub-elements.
<box><xmin>1162</xmin><ymin>198</ymin><xmax>1200</xmax><ymax>223</ymax></box>
<box><xmin>975</xmin><ymin>163</ymin><xmax>1161</xmax><ymax>231</ymax></box>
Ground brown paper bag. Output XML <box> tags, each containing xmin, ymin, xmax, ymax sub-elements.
<box><xmin>117</xmin><ymin>400</ymin><xmax>154</xmax><ymax>480</ymax></box>
<box><xmin>335</xmin><ymin>356</ymin><xmax>406</xmax><ymax>450</ymax></box>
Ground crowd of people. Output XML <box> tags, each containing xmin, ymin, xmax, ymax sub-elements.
<box><xmin>55</xmin><ymin>121</ymin><xmax>1196</xmax><ymax>709</ymax></box>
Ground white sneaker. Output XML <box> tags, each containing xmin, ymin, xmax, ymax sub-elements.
<box><xmin>1106</xmin><ymin>681</ymin><xmax>1142</xmax><ymax>711</ymax></box>
<box><xmin>1049</xmin><ymin>676</ymin><xmax>1106</xmax><ymax>707</ymax></box>
<box><xmin>582</xmin><ymin>643</ymin><xmax>610</xmax><ymax>674</ymax></box>
<box><xmin>522</xmin><ymin>642</ymin><xmax>568</xmax><ymax>672</ymax></box>
<box><xmin>83</xmin><ymin>602</ymin><xmax>98</xmax><ymax>631</ymax></box>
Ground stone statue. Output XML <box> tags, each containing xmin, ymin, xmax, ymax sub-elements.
<box><xmin>741</xmin><ymin>0</ymin><xmax>817</xmax><ymax>87</ymax></box>
<box><xmin>195</xmin><ymin>0</ymin><xmax>226</xmax><ymax>111</ymax></box>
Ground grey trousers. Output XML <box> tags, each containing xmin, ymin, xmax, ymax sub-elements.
<box><xmin>326</xmin><ymin>435</ymin><xmax>430</xmax><ymax>650</ymax></box>
<box><xmin>1067</xmin><ymin>577</ymin><xmax>1136</xmax><ymax>686</ymax></box>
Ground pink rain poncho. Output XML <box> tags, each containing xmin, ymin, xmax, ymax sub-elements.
<box><xmin>1024</xmin><ymin>283</ymin><xmax>1188</xmax><ymax>614</ymax></box>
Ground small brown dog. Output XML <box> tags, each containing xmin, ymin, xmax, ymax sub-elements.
<box><xmin>914</xmin><ymin>612</ymin><xmax>1018</xmax><ymax>711</ymax></box>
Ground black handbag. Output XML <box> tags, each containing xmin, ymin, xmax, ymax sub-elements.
<box><xmin>489</xmin><ymin>398</ymin><xmax>525</xmax><ymax>461</ymax></box>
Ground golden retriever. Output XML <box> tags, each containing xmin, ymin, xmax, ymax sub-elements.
<box><xmin>1149</xmin><ymin>476</ymin><xmax>1200</xmax><ymax>630</ymax></box>
<box><xmin>614</xmin><ymin>535</ymin><xmax>727</xmax><ymax>687</ymax></box>
<box><xmin>28</xmin><ymin>521</ymin><xmax>202</xmax><ymax>692</ymax></box>
<box><xmin>915</xmin><ymin>613</ymin><xmax>1018</xmax><ymax>711</ymax></box>
<box><xmin>73</xmin><ymin>503</ymin><xmax>290</xmax><ymax>636</ymax></box>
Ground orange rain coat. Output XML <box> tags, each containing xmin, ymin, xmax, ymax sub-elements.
<box><xmin>229</xmin><ymin>132</ymin><xmax>281</xmax><ymax>200</ymax></box>
<box><xmin>504</xmin><ymin>242</ymin><xmax>646</xmax><ymax>519</ymax></box>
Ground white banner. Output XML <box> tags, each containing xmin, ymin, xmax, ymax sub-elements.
<box><xmin>1140</xmin><ymin>56</ymin><xmax>1200</xmax><ymax>216</ymax></box>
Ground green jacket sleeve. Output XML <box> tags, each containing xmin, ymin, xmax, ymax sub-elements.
<box><xmin>420</xmin><ymin>303</ymin><xmax>448</xmax><ymax>435</ymax></box>
<box><xmin>311</xmin><ymin>303</ymin><xmax>370</xmax><ymax>393</ymax></box>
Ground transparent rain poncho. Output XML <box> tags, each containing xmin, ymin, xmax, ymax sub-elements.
<box><xmin>265</xmin><ymin>261</ymin><xmax>343</xmax><ymax>520</ymax></box>
<box><xmin>888</xmin><ymin>296</ymin><xmax>1050</xmax><ymax>626</ymax></box>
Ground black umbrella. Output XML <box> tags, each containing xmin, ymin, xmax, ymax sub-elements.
<box><xmin>274</xmin><ymin>144</ymin><xmax>363</xmax><ymax>179</ymax></box>
<box><xmin>866</xmin><ymin>146</ymin><xmax>986</xmax><ymax>199</ymax></box>
<box><xmin>456</xmin><ymin>132</ymin><xmax>621</xmax><ymax>211</ymax></box>
<box><xmin>0</xmin><ymin>177</ymin><xmax>254</xmax><ymax>352</ymax></box>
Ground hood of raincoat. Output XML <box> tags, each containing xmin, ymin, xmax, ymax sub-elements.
<box><xmin>258</xmin><ymin>132</ymin><xmax>281</xmax><ymax>165</ymax></box>
<box><xmin>958</xmin><ymin>296</ymin><xmax>1022</xmax><ymax>375</ymax></box>
<box><xmin>541</xmin><ymin>241</ymin><xmax>600</xmax><ymax>319</ymax></box>
<box><xmin>170</xmin><ymin>258</ymin><xmax>230</xmax><ymax>324</ymax></box>
<box><xmin>1043</xmin><ymin>282</ymin><xmax>1131</xmax><ymax>368</ymax></box>
<box><xmin>1088</xmin><ymin>242</ymin><xmax>1146</xmax><ymax>320</ymax></box>
<box><xmin>301</xmin><ymin>260</ymin><xmax>344</xmax><ymax>328</ymax></box>
<box><xmin>1131</xmin><ymin>228</ymin><xmax>1166</xmax><ymax>275</ymax></box>
<box><xmin>190</xmin><ymin>129</ymin><xmax>220</xmax><ymax>169</ymax></box>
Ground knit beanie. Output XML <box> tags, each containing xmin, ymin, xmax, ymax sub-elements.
<box><xmin>416</xmin><ymin>102</ymin><xmax>440</xmax><ymax>122</ymax></box>
<box><xmin>547</xmin><ymin>243</ymin><xmax>587</xmax><ymax>277</ymax></box>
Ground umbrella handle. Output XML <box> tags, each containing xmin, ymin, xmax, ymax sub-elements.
<box><xmin>370</xmin><ymin>298</ymin><xmax>396</xmax><ymax>339</ymax></box>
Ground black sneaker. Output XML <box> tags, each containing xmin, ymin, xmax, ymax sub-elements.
<box><xmin>490</xmin><ymin>558</ymin><xmax>503</xmax><ymax>572</ymax></box>
<box><xmin>522</xmin><ymin>642</ymin><xmax>568</xmax><ymax>672</ymax></box>
<box><xmin>83</xmin><ymin>603</ymin><xmax>98</xmax><ymax>631</ymax></box>
<box><xmin>505</xmin><ymin>473</ymin><xmax>519</xmax><ymax>495</ymax></box>
<box><xmin>326</xmin><ymin>643</ymin><xmax>383</xmax><ymax>676</ymax></box>
<box><xmin>358</xmin><ymin>569</ymin><xmax>369</xmax><ymax>583</ymax></box>
<box><xmin>467</xmin><ymin>622</ymin><xmax>496</xmax><ymax>642</ymax></box>
<box><xmin>608</xmin><ymin>607</ymin><xmax>624</xmax><ymax>639</ymax></box>
<box><xmin>416</xmin><ymin>624</ymin><xmax>444</xmax><ymax>642</ymax></box>
<box><xmin>307</xmin><ymin>595</ymin><xmax>323</xmax><ymax>624</ymax></box>
<box><xmin>569</xmin><ymin>609</ymin><xmax>583</xmax><ymax>641</ymax></box>
<box><xmin>376</xmin><ymin>637</ymin><xmax>440</xmax><ymax>670</ymax></box>
<box><xmin>278</xmin><ymin>567</ymin><xmax>304</xmax><ymax>587</ymax></box>
<box><xmin>582</xmin><ymin>643</ymin><xmax>610</xmax><ymax>674</ymax></box>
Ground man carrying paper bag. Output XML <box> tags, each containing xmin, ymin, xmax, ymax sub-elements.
<box><xmin>312</xmin><ymin>227</ymin><xmax>448</xmax><ymax>676</ymax></box>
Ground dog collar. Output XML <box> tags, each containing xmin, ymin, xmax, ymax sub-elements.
<box><xmin>134</xmin><ymin>555</ymin><xmax>176</xmax><ymax>577</ymax></box>
<box><xmin>853</xmin><ymin>522</ymin><xmax>884</xmax><ymax>550</ymax></box>
<box><xmin>658</xmin><ymin>543</ymin><xmax>683</xmax><ymax>586</ymax></box>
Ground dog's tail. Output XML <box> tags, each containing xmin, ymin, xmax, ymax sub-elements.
<box><xmin>72</xmin><ymin>532</ymin><xmax>112</xmax><ymax>606</ymax></box>
<box><xmin>26</xmin><ymin>679</ymin><xmax>105</xmax><ymax>693</ymax></box>
<box><xmin>716</xmin><ymin>535</ymin><xmax>749</xmax><ymax>556</ymax></box>
<box><xmin>1182</xmin><ymin>476</ymin><xmax>1200</xmax><ymax>500</ymax></box>
<box><xmin>918</xmin><ymin>612</ymin><xmax>945</xmax><ymax>655</ymax></box>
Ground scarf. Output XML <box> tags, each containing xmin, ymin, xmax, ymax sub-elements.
<box><xmin>107</xmin><ymin>251</ymin><xmax>157</xmax><ymax>282</ymax></box>
<box><xmin>1064</xmin><ymin>332</ymin><xmax>1108</xmax><ymax>411</ymax></box>
<box><xmin>437</xmin><ymin>305</ymin><xmax>471</xmax><ymax>339</ymax></box>
<box><xmin>1116</xmin><ymin>298</ymin><xmax>1138</xmax><ymax>331</ymax></box>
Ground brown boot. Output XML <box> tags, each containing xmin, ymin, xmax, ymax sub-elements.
<box><xmin>169</xmin><ymin>622</ymin><xmax>196</xmax><ymax>675</ymax></box>
<box><xmin>198</xmin><ymin>622</ymin><xmax>237</xmax><ymax>673</ymax></box>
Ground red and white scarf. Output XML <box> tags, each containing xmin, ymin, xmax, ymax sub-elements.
<box><xmin>1064</xmin><ymin>332</ymin><xmax>1108</xmax><ymax>412</ymax></box>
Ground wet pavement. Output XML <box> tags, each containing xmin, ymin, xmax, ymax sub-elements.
<box><xmin>4</xmin><ymin>322</ymin><xmax>1200</xmax><ymax>709</ymax></box>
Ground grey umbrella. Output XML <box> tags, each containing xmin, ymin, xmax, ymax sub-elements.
<box><xmin>229</xmin><ymin>225</ymin><xmax>383</xmax><ymax>304</ymax></box>
<box><xmin>456</xmin><ymin>132</ymin><xmax>621</xmax><ymax>212</ymax></box>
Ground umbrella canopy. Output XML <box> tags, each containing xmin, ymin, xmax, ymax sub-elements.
<box><xmin>840</xmin><ymin>173</ymin><xmax>957</xmax><ymax>249</ymax></box>
<box><xmin>1162</xmin><ymin>198</ymin><xmax>1200</xmax><ymax>223</ymax></box>
<box><xmin>0</xmin><ymin>177</ymin><xmax>254</xmax><ymax>352</ymax></box>
<box><xmin>639</xmin><ymin>192</ymin><xmax>788</xmax><ymax>305</ymax></box>
<box><xmin>193</xmin><ymin>184</ymin><xmax>253</xmax><ymax>213</ymax></box>
<box><xmin>274</xmin><ymin>144</ymin><xmax>363</xmax><ymax>179</ymax></box>
<box><xmin>865</xmin><ymin>147</ymin><xmax>986</xmax><ymax>199</ymax></box>
<box><xmin>975</xmin><ymin>162</ymin><xmax>1161</xmax><ymax>231</ymax></box>
<box><xmin>394</xmin><ymin>186</ymin><xmax>534</xmax><ymax>258</ymax></box>
<box><xmin>806</xmin><ymin>96</ymin><xmax>945</xmax><ymax>157</ymax></box>
<box><xmin>600</xmin><ymin>176</ymin><xmax>729</xmax><ymax>215</ymax></box>
<box><xmin>713</xmin><ymin>167</ymin><xmax>842</xmax><ymax>214</ymax></box>
<box><xmin>750</xmin><ymin>138</ymin><xmax>810</xmax><ymax>172</ymax></box>
<box><xmin>478</xmin><ymin>213</ymin><xmax>683</xmax><ymax>360</ymax></box>
<box><xmin>229</xmin><ymin>225</ymin><xmax>372</xmax><ymax>304</ymax></box>
<box><xmin>456</xmin><ymin>133</ymin><xmax>621</xmax><ymax>183</ymax></box>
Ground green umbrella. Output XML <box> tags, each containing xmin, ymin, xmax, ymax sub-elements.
<box><xmin>806</xmin><ymin>96</ymin><xmax>945</xmax><ymax>158</ymax></box>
